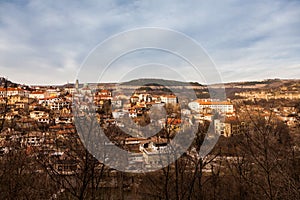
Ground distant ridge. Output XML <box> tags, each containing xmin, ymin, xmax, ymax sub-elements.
<box><xmin>121</xmin><ymin>78</ymin><xmax>204</xmax><ymax>86</ymax></box>
<box><xmin>222</xmin><ymin>78</ymin><xmax>300</xmax><ymax>88</ymax></box>
<box><xmin>0</xmin><ymin>77</ymin><xmax>19</xmax><ymax>88</ymax></box>
<box><xmin>1</xmin><ymin>77</ymin><xmax>299</xmax><ymax>90</ymax></box>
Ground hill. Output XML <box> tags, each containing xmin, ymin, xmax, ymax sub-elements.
<box><xmin>0</xmin><ymin>77</ymin><xmax>19</xmax><ymax>88</ymax></box>
<box><xmin>121</xmin><ymin>78</ymin><xmax>204</xmax><ymax>86</ymax></box>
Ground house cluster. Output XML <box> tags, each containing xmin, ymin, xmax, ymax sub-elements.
<box><xmin>91</xmin><ymin>90</ymin><xmax>180</xmax><ymax>126</ymax></box>
<box><xmin>187</xmin><ymin>99</ymin><xmax>247</xmax><ymax>137</ymax></box>
<box><xmin>235</xmin><ymin>90</ymin><xmax>300</xmax><ymax>101</ymax></box>
<box><xmin>0</xmin><ymin>85</ymin><xmax>78</xmax><ymax>173</ymax></box>
<box><xmin>214</xmin><ymin>118</ymin><xmax>249</xmax><ymax>137</ymax></box>
<box><xmin>126</xmin><ymin>93</ymin><xmax>177</xmax><ymax>118</ymax></box>
<box><xmin>75</xmin><ymin>83</ymin><xmax>238</xmax><ymax>140</ymax></box>
<box><xmin>73</xmin><ymin>85</ymin><xmax>240</xmax><ymax>170</ymax></box>
<box><xmin>1</xmin><ymin>79</ymin><xmax>299</xmax><ymax>173</ymax></box>
<box><xmin>272</xmin><ymin>106</ymin><xmax>299</xmax><ymax>127</ymax></box>
<box><xmin>234</xmin><ymin>87</ymin><xmax>300</xmax><ymax>129</ymax></box>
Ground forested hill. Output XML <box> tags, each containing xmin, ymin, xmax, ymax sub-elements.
<box><xmin>0</xmin><ymin>77</ymin><xmax>19</xmax><ymax>88</ymax></box>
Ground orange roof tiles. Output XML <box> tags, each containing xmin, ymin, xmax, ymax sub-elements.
<box><xmin>100</xmin><ymin>89</ymin><xmax>110</xmax><ymax>93</ymax></box>
<box><xmin>30</xmin><ymin>91</ymin><xmax>44</xmax><ymax>94</ymax></box>
<box><xmin>0</xmin><ymin>88</ymin><xmax>24</xmax><ymax>92</ymax></box>
<box><xmin>167</xmin><ymin>118</ymin><xmax>181</xmax><ymax>125</ymax></box>
<box><xmin>161</xmin><ymin>94</ymin><xmax>177</xmax><ymax>98</ymax></box>
<box><xmin>195</xmin><ymin>100</ymin><xmax>232</xmax><ymax>105</ymax></box>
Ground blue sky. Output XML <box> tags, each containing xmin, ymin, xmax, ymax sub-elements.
<box><xmin>0</xmin><ymin>0</ymin><xmax>299</xmax><ymax>85</ymax></box>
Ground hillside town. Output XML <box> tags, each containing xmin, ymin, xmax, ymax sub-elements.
<box><xmin>0</xmin><ymin>77</ymin><xmax>299</xmax><ymax>199</ymax></box>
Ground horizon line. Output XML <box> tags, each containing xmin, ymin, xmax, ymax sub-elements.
<box><xmin>1</xmin><ymin>76</ymin><xmax>299</xmax><ymax>87</ymax></box>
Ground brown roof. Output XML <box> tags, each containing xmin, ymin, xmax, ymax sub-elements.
<box><xmin>195</xmin><ymin>100</ymin><xmax>232</xmax><ymax>105</ymax></box>
<box><xmin>125</xmin><ymin>137</ymin><xmax>148</xmax><ymax>141</ymax></box>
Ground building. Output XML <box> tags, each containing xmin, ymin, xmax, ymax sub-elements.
<box><xmin>30</xmin><ymin>110</ymin><xmax>49</xmax><ymax>119</ymax></box>
<box><xmin>0</xmin><ymin>88</ymin><xmax>26</xmax><ymax>97</ymax></box>
<box><xmin>130</xmin><ymin>95</ymin><xmax>139</xmax><ymax>104</ymax></box>
<box><xmin>21</xmin><ymin>131</ymin><xmax>45</xmax><ymax>147</ymax></box>
<box><xmin>189</xmin><ymin>99</ymin><xmax>234</xmax><ymax>114</ymax></box>
<box><xmin>214</xmin><ymin>119</ymin><xmax>249</xmax><ymax>137</ymax></box>
<box><xmin>141</xmin><ymin>142</ymin><xmax>169</xmax><ymax>166</ymax></box>
<box><xmin>38</xmin><ymin>97</ymin><xmax>60</xmax><ymax>107</ymax></box>
<box><xmin>51</xmin><ymin>157</ymin><xmax>79</xmax><ymax>175</ymax></box>
<box><xmin>160</xmin><ymin>95</ymin><xmax>178</xmax><ymax>104</ymax></box>
<box><xmin>29</xmin><ymin>91</ymin><xmax>45</xmax><ymax>99</ymax></box>
<box><xmin>50</xmin><ymin>100</ymin><xmax>71</xmax><ymax>111</ymax></box>
<box><xmin>235</xmin><ymin>91</ymin><xmax>300</xmax><ymax>100</ymax></box>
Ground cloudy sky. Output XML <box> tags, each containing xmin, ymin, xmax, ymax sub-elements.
<box><xmin>0</xmin><ymin>0</ymin><xmax>299</xmax><ymax>85</ymax></box>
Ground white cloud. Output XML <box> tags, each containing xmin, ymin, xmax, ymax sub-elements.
<box><xmin>0</xmin><ymin>0</ymin><xmax>299</xmax><ymax>84</ymax></box>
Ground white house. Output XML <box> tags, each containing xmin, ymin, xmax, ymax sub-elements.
<box><xmin>37</xmin><ymin>117</ymin><xmax>50</xmax><ymax>124</ymax></box>
<box><xmin>55</xmin><ymin>116</ymin><xmax>73</xmax><ymax>124</ymax></box>
<box><xmin>21</xmin><ymin>132</ymin><xmax>45</xmax><ymax>147</ymax></box>
<box><xmin>39</xmin><ymin>97</ymin><xmax>60</xmax><ymax>107</ymax></box>
<box><xmin>29</xmin><ymin>91</ymin><xmax>45</xmax><ymax>99</ymax></box>
<box><xmin>112</xmin><ymin>110</ymin><xmax>128</xmax><ymax>118</ymax></box>
<box><xmin>129</xmin><ymin>111</ymin><xmax>137</xmax><ymax>118</ymax></box>
<box><xmin>160</xmin><ymin>95</ymin><xmax>178</xmax><ymax>104</ymax></box>
<box><xmin>189</xmin><ymin>99</ymin><xmax>234</xmax><ymax>113</ymax></box>
<box><xmin>30</xmin><ymin>111</ymin><xmax>49</xmax><ymax>119</ymax></box>
<box><xmin>0</xmin><ymin>88</ymin><xmax>26</xmax><ymax>97</ymax></box>
<box><xmin>50</xmin><ymin>100</ymin><xmax>71</xmax><ymax>110</ymax></box>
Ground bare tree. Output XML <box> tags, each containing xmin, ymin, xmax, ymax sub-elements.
<box><xmin>225</xmin><ymin>106</ymin><xmax>300</xmax><ymax>200</ymax></box>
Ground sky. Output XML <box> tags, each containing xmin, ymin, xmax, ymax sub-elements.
<box><xmin>0</xmin><ymin>0</ymin><xmax>299</xmax><ymax>85</ymax></box>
